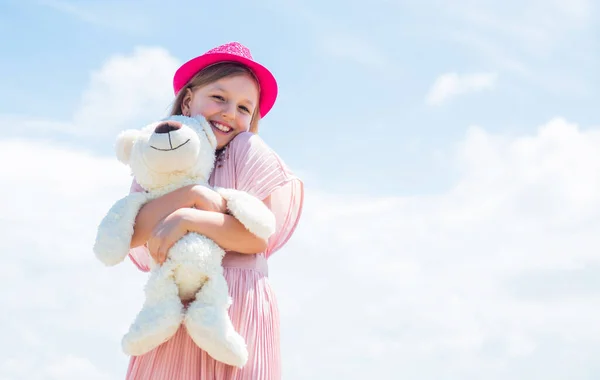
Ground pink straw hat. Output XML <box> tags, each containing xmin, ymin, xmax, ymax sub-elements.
<box><xmin>173</xmin><ymin>42</ymin><xmax>278</xmax><ymax>118</ymax></box>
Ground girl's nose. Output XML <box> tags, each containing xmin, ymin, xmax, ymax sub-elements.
<box><xmin>221</xmin><ymin>104</ymin><xmax>236</xmax><ymax>120</ymax></box>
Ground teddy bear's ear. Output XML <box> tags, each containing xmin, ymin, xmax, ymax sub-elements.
<box><xmin>199</xmin><ymin>118</ymin><xmax>218</xmax><ymax>150</ymax></box>
<box><xmin>115</xmin><ymin>129</ymin><xmax>140</xmax><ymax>164</ymax></box>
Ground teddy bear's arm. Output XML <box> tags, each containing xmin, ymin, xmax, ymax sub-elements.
<box><xmin>215</xmin><ymin>188</ymin><xmax>276</xmax><ymax>242</ymax></box>
<box><xmin>93</xmin><ymin>192</ymin><xmax>151</xmax><ymax>266</ymax></box>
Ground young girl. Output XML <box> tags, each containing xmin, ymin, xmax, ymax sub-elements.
<box><xmin>125</xmin><ymin>42</ymin><xmax>304</xmax><ymax>380</ymax></box>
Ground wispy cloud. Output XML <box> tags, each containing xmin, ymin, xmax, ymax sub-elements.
<box><xmin>444</xmin><ymin>0</ymin><xmax>594</xmax><ymax>55</ymax></box>
<box><xmin>319</xmin><ymin>34</ymin><xmax>390</xmax><ymax>70</ymax></box>
<box><xmin>37</xmin><ymin>0</ymin><xmax>153</xmax><ymax>34</ymax></box>
<box><xmin>266</xmin><ymin>0</ymin><xmax>392</xmax><ymax>71</ymax></box>
<box><xmin>426</xmin><ymin>72</ymin><xmax>497</xmax><ymax>105</ymax></box>
<box><xmin>409</xmin><ymin>0</ymin><xmax>597</xmax><ymax>95</ymax></box>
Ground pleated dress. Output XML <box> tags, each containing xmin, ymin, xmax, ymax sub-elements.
<box><xmin>124</xmin><ymin>131</ymin><xmax>304</xmax><ymax>380</ymax></box>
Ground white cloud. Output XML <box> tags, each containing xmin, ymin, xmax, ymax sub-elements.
<box><xmin>7</xmin><ymin>46</ymin><xmax>180</xmax><ymax>142</ymax></box>
<box><xmin>270</xmin><ymin>117</ymin><xmax>600</xmax><ymax>379</ymax></box>
<box><xmin>45</xmin><ymin>355</ymin><xmax>113</xmax><ymax>380</ymax></box>
<box><xmin>2</xmin><ymin>42</ymin><xmax>600</xmax><ymax>377</ymax></box>
<box><xmin>1</xmin><ymin>355</ymin><xmax>113</xmax><ymax>380</ymax></box>
<box><xmin>3</xmin><ymin>117</ymin><xmax>600</xmax><ymax>379</ymax></box>
<box><xmin>71</xmin><ymin>46</ymin><xmax>180</xmax><ymax>138</ymax></box>
<box><xmin>426</xmin><ymin>72</ymin><xmax>497</xmax><ymax>105</ymax></box>
<box><xmin>0</xmin><ymin>138</ymin><xmax>146</xmax><ymax>379</ymax></box>
<box><xmin>0</xmin><ymin>46</ymin><xmax>187</xmax><ymax>378</ymax></box>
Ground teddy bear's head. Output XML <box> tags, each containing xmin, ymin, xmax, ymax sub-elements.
<box><xmin>115</xmin><ymin>115</ymin><xmax>218</xmax><ymax>192</ymax></box>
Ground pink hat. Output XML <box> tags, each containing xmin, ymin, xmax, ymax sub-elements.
<box><xmin>173</xmin><ymin>42</ymin><xmax>278</xmax><ymax>118</ymax></box>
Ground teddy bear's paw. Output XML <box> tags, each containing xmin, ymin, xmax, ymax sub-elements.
<box><xmin>184</xmin><ymin>302</ymin><xmax>248</xmax><ymax>367</ymax></box>
<box><xmin>122</xmin><ymin>302</ymin><xmax>184</xmax><ymax>356</ymax></box>
<box><xmin>216</xmin><ymin>188</ymin><xmax>276</xmax><ymax>241</ymax></box>
<box><xmin>93</xmin><ymin>238</ymin><xmax>129</xmax><ymax>266</ymax></box>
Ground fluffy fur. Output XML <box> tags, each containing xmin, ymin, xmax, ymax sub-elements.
<box><xmin>93</xmin><ymin>115</ymin><xmax>276</xmax><ymax>367</ymax></box>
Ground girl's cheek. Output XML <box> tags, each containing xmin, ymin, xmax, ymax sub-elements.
<box><xmin>242</xmin><ymin>114</ymin><xmax>252</xmax><ymax>127</ymax></box>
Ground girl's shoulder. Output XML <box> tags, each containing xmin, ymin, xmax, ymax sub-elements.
<box><xmin>227</xmin><ymin>133</ymin><xmax>304</xmax><ymax>257</ymax></box>
<box><xmin>228</xmin><ymin>131</ymin><xmax>271</xmax><ymax>155</ymax></box>
<box><xmin>228</xmin><ymin>132</ymin><xmax>287</xmax><ymax>171</ymax></box>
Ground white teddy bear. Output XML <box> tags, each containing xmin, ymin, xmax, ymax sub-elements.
<box><xmin>93</xmin><ymin>115</ymin><xmax>276</xmax><ymax>368</ymax></box>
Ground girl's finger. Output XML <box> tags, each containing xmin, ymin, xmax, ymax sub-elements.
<box><xmin>158</xmin><ymin>245</ymin><xmax>166</xmax><ymax>264</ymax></box>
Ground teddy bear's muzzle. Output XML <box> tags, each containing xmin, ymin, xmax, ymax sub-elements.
<box><xmin>149</xmin><ymin>121</ymin><xmax>193</xmax><ymax>152</ymax></box>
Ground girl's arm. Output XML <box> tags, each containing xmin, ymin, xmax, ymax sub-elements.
<box><xmin>182</xmin><ymin>206</ymin><xmax>269</xmax><ymax>254</ymax></box>
<box><xmin>130</xmin><ymin>185</ymin><xmax>226</xmax><ymax>248</ymax></box>
<box><xmin>147</xmin><ymin>204</ymin><xmax>269</xmax><ymax>264</ymax></box>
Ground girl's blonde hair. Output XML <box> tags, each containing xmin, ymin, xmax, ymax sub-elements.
<box><xmin>170</xmin><ymin>62</ymin><xmax>262</xmax><ymax>133</ymax></box>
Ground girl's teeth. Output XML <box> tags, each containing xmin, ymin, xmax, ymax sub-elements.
<box><xmin>213</xmin><ymin>122</ymin><xmax>231</xmax><ymax>132</ymax></box>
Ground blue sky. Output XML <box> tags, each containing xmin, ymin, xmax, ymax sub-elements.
<box><xmin>3</xmin><ymin>0</ymin><xmax>597</xmax><ymax>195</ymax></box>
<box><xmin>2</xmin><ymin>1</ymin><xmax>600</xmax><ymax>379</ymax></box>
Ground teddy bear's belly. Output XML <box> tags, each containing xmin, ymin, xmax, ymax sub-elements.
<box><xmin>175</xmin><ymin>266</ymin><xmax>207</xmax><ymax>301</ymax></box>
<box><xmin>169</xmin><ymin>233</ymin><xmax>226</xmax><ymax>301</ymax></box>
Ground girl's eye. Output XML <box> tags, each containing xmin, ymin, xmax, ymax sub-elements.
<box><xmin>211</xmin><ymin>95</ymin><xmax>225</xmax><ymax>101</ymax></box>
<box><xmin>239</xmin><ymin>105</ymin><xmax>250</xmax><ymax>113</ymax></box>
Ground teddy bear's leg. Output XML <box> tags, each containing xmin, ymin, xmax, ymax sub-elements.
<box><xmin>122</xmin><ymin>262</ymin><xmax>184</xmax><ymax>356</ymax></box>
<box><xmin>184</xmin><ymin>273</ymin><xmax>248</xmax><ymax>368</ymax></box>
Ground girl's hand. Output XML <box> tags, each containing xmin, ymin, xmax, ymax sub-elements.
<box><xmin>147</xmin><ymin>209</ymin><xmax>191</xmax><ymax>264</ymax></box>
<box><xmin>130</xmin><ymin>184</ymin><xmax>199</xmax><ymax>249</ymax></box>
<box><xmin>191</xmin><ymin>186</ymin><xmax>227</xmax><ymax>213</ymax></box>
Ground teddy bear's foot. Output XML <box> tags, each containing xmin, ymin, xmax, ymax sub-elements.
<box><xmin>185</xmin><ymin>301</ymin><xmax>248</xmax><ymax>367</ymax></box>
<box><xmin>122</xmin><ymin>299</ymin><xmax>184</xmax><ymax>356</ymax></box>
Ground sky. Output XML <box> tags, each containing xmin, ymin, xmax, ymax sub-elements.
<box><xmin>1</xmin><ymin>0</ymin><xmax>599</xmax><ymax>379</ymax></box>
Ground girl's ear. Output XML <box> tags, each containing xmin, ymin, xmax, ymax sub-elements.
<box><xmin>182</xmin><ymin>88</ymin><xmax>193</xmax><ymax>116</ymax></box>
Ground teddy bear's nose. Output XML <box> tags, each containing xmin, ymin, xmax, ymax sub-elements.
<box><xmin>155</xmin><ymin>122</ymin><xmax>182</xmax><ymax>134</ymax></box>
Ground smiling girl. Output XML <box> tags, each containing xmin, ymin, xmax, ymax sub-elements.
<box><xmin>125</xmin><ymin>42</ymin><xmax>304</xmax><ymax>380</ymax></box>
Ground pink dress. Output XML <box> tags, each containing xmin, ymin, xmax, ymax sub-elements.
<box><xmin>124</xmin><ymin>132</ymin><xmax>304</xmax><ymax>380</ymax></box>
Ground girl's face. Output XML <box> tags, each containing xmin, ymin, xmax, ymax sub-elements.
<box><xmin>182</xmin><ymin>74</ymin><xmax>259</xmax><ymax>150</ymax></box>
